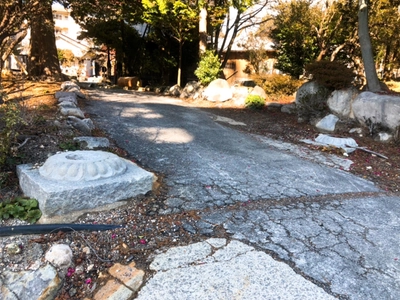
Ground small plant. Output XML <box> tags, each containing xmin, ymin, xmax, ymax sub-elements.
<box><xmin>0</xmin><ymin>101</ymin><xmax>24</xmax><ymax>167</ymax></box>
<box><xmin>245</xmin><ymin>95</ymin><xmax>266</xmax><ymax>110</ymax></box>
<box><xmin>0</xmin><ymin>197</ymin><xmax>42</xmax><ymax>223</ymax></box>
<box><xmin>252</xmin><ymin>74</ymin><xmax>302</xmax><ymax>97</ymax></box>
<box><xmin>59</xmin><ymin>139</ymin><xmax>80</xmax><ymax>151</ymax></box>
<box><xmin>194</xmin><ymin>50</ymin><xmax>221</xmax><ymax>86</ymax></box>
<box><xmin>304</xmin><ymin>60</ymin><xmax>355</xmax><ymax>90</ymax></box>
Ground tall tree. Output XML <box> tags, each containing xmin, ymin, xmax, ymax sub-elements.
<box><xmin>270</xmin><ymin>0</ymin><xmax>319</xmax><ymax>78</ymax></box>
<box><xmin>29</xmin><ymin>0</ymin><xmax>62</xmax><ymax>79</ymax></box>
<box><xmin>142</xmin><ymin>0</ymin><xmax>198</xmax><ymax>86</ymax></box>
<box><xmin>62</xmin><ymin>0</ymin><xmax>143</xmax><ymax>80</ymax></box>
<box><xmin>358</xmin><ymin>0</ymin><xmax>381</xmax><ymax>91</ymax></box>
<box><xmin>0</xmin><ymin>0</ymin><xmax>41</xmax><ymax>83</ymax></box>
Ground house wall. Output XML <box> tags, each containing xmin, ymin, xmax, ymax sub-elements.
<box><xmin>223</xmin><ymin>51</ymin><xmax>277</xmax><ymax>85</ymax></box>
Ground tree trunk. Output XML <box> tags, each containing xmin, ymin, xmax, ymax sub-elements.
<box><xmin>358</xmin><ymin>0</ymin><xmax>381</xmax><ymax>92</ymax></box>
<box><xmin>177</xmin><ymin>41</ymin><xmax>183</xmax><ymax>86</ymax></box>
<box><xmin>199</xmin><ymin>7</ymin><xmax>207</xmax><ymax>56</ymax></box>
<box><xmin>29</xmin><ymin>1</ymin><xmax>61</xmax><ymax>79</ymax></box>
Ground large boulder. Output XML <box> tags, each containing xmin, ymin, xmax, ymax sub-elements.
<box><xmin>352</xmin><ymin>92</ymin><xmax>400</xmax><ymax>132</ymax></box>
<box><xmin>203</xmin><ymin>79</ymin><xmax>232</xmax><ymax>102</ymax></box>
<box><xmin>180</xmin><ymin>81</ymin><xmax>202</xmax><ymax>99</ymax></box>
<box><xmin>295</xmin><ymin>81</ymin><xmax>328</xmax><ymax>105</ymax></box>
<box><xmin>295</xmin><ymin>81</ymin><xmax>331</xmax><ymax>121</ymax></box>
<box><xmin>327</xmin><ymin>87</ymin><xmax>359</xmax><ymax>119</ymax></box>
<box><xmin>168</xmin><ymin>84</ymin><xmax>183</xmax><ymax>97</ymax></box>
<box><xmin>250</xmin><ymin>86</ymin><xmax>267</xmax><ymax>99</ymax></box>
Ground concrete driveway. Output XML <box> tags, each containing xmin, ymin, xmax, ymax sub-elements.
<box><xmin>84</xmin><ymin>90</ymin><xmax>400</xmax><ymax>299</ymax></box>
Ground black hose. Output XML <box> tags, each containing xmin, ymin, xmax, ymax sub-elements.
<box><xmin>0</xmin><ymin>224</ymin><xmax>124</xmax><ymax>237</ymax></box>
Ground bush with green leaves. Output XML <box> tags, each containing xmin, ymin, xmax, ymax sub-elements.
<box><xmin>0</xmin><ymin>100</ymin><xmax>24</xmax><ymax>167</ymax></box>
<box><xmin>251</xmin><ymin>74</ymin><xmax>302</xmax><ymax>97</ymax></box>
<box><xmin>194</xmin><ymin>50</ymin><xmax>221</xmax><ymax>86</ymax></box>
<box><xmin>245</xmin><ymin>95</ymin><xmax>266</xmax><ymax>110</ymax></box>
<box><xmin>304</xmin><ymin>60</ymin><xmax>355</xmax><ymax>90</ymax></box>
<box><xmin>0</xmin><ymin>197</ymin><xmax>42</xmax><ymax>223</ymax></box>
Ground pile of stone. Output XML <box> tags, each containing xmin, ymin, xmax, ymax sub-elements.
<box><xmin>54</xmin><ymin>81</ymin><xmax>95</xmax><ymax>135</ymax></box>
<box><xmin>295</xmin><ymin>81</ymin><xmax>400</xmax><ymax>142</ymax></box>
<box><xmin>1</xmin><ymin>243</ymin><xmax>144</xmax><ymax>300</ymax></box>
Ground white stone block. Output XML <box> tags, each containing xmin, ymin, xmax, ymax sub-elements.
<box><xmin>17</xmin><ymin>151</ymin><xmax>155</xmax><ymax>223</ymax></box>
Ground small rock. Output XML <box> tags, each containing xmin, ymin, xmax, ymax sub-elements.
<box><xmin>281</xmin><ymin>103</ymin><xmax>297</xmax><ymax>114</ymax></box>
<box><xmin>315</xmin><ymin>114</ymin><xmax>339</xmax><ymax>132</ymax></box>
<box><xmin>375</xmin><ymin>132</ymin><xmax>393</xmax><ymax>142</ymax></box>
<box><xmin>87</xmin><ymin>264</ymin><xmax>94</xmax><ymax>272</ymax></box>
<box><xmin>5</xmin><ymin>243</ymin><xmax>22</xmax><ymax>255</ymax></box>
<box><xmin>349</xmin><ymin>128</ymin><xmax>362</xmax><ymax>134</ymax></box>
<box><xmin>45</xmin><ymin>244</ymin><xmax>73</xmax><ymax>269</ymax></box>
<box><xmin>82</xmin><ymin>246</ymin><xmax>91</xmax><ymax>254</ymax></box>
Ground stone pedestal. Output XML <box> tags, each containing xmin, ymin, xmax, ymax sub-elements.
<box><xmin>17</xmin><ymin>151</ymin><xmax>155</xmax><ymax>223</ymax></box>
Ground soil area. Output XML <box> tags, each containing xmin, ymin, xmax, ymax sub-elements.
<box><xmin>1</xmin><ymin>79</ymin><xmax>400</xmax><ymax>299</ymax></box>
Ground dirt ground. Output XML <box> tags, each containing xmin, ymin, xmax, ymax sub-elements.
<box><xmin>1</xmin><ymin>79</ymin><xmax>400</xmax><ymax>299</ymax></box>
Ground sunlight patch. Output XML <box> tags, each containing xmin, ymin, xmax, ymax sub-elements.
<box><xmin>136</xmin><ymin>127</ymin><xmax>194</xmax><ymax>144</ymax></box>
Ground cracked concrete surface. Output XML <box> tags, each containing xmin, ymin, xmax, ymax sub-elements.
<box><xmin>201</xmin><ymin>196</ymin><xmax>400</xmax><ymax>299</ymax></box>
<box><xmin>137</xmin><ymin>239</ymin><xmax>335</xmax><ymax>300</ymax></box>
<box><xmin>85</xmin><ymin>90</ymin><xmax>400</xmax><ymax>299</ymax></box>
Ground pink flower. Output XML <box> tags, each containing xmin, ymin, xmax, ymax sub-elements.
<box><xmin>139</xmin><ymin>239</ymin><xmax>146</xmax><ymax>245</ymax></box>
<box><xmin>85</xmin><ymin>278</ymin><xmax>92</xmax><ymax>285</ymax></box>
<box><xmin>111</xmin><ymin>234</ymin><xmax>116</xmax><ymax>239</ymax></box>
<box><xmin>66</xmin><ymin>268</ymin><xmax>75</xmax><ymax>277</ymax></box>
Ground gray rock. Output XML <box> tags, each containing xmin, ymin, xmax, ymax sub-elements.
<box><xmin>1</xmin><ymin>264</ymin><xmax>62</xmax><ymax>300</ymax></box>
<box><xmin>57</xmin><ymin>95</ymin><xmax>77</xmax><ymax>105</ymax></box>
<box><xmin>58</xmin><ymin>101</ymin><xmax>77</xmax><ymax>108</ymax></box>
<box><xmin>352</xmin><ymin>91</ymin><xmax>400</xmax><ymax>132</ymax></box>
<box><xmin>169</xmin><ymin>84</ymin><xmax>183</xmax><ymax>97</ymax></box>
<box><xmin>203</xmin><ymin>79</ymin><xmax>232</xmax><ymax>102</ymax></box>
<box><xmin>295</xmin><ymin>81</ymin><xmax>328</xmax><ymax>105</ymax></box>
<box><xmin>281</xmin><ymin>103</ymin><xmax>297</xmax><ymax>114</ymax></box>
<box><xmin>65</xmin><ymin>86</ymin><xmax>86</xmax><ymax>99</ymax></box>
<box><xmin>60</xmin><ymin>107</ymin><xmax>85</xmax><ymax>119</ymax></box>
<box><xmin>55</xmin><ymin>91</ymin><xmax>77</xmax><ymax>100</ymax></box>
<box><xmin>315</xmin><ymin>114</ymin><xmax>339</xmax><ymax>132</ymax></box>
<box><xmin>67</xmin><ymin>116</ymin><xmax>93</xmax><ymax>135</ymax></box>
<box><xmin>180</xmin><ymin>81</ymin><xmax>201</xmax><ymax>99</ymax></box>
<box><xmin>327</xmin><ymin>87</ymin><xmax>359</xmax><ymax>118</ymax></box>
<box><xmin>349</xmin><ymin>128</ymin><xmax>363</xmax><ymax>134</ymax></box>
<box><xmin>73</xmin><ymin>136</ymin><xmax>110</xmax><ymax>149</ymax></box>
<box><xmin>375</xmin><ymin>132</ymin><xmax>393</xmax><ymax>142</ymax></box>
<box><xmin>266</xmin><ymin>102</ymin><xmax>282</xmax><ymax>111</ymax></box>
<box><xmin>60</xmin><ymin>81</ymin><xmax>80</xmax><ymax>91</ymax></box>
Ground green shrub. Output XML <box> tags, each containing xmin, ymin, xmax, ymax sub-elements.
<box><xmin>252</xmin><ymin>74</ymin><xmax>302</xmax><ymax>97</ymax></box>
<box><xmin>304</xmin><ymin>60</ymin><xmax>355</xmax><ymax>90</ymax></box>
<box><xmin>0</xmin><ymin>101</ymin><xmax>24</xmax><ymax>167</ymax></box>
<box><xmin>194</xmin><ymin>50</ymin><xmax>221</xmax><ymax>86</ymax></box>
<box><xmin>59</xmin><ymin>139</ymin><xmax>80</xmax><ymax>151</ymax></box>
<box><xmin>0</xmin><ymin>197</ymin><xmax>42</xmax><ymax>223</ymax></box>
<box><xmin>245</xmin><ymin>95</ymin><xmax>265</xmax><ymax>110</ymax></box>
